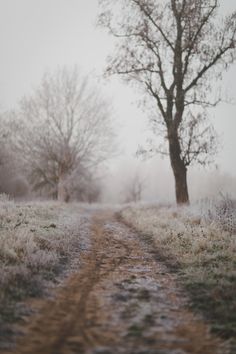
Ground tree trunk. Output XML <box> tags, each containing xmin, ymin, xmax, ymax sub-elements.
<box><xmin>168</xmin><ymin>130</ymin><xmax>190</xmax><ymax>205</ymax></box>
<box><xmin>172</xmin><ymin>161</ymin><xmax>189</xmax><ymax>205</ymax></box>
<box><xmin>57</xmin><ymin>174</ymin><xmax>69</xmax><ymax>202</ymax></box>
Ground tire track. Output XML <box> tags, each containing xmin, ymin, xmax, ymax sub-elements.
<box><xmin>2</xmin><ymin>212</ymin><xmax>130</xmax><ymax>354</ymax></box>
<box><xmin>2</xmin><ymin>210</ymin><xmax>229</xmax><ymax>354</ymax></box>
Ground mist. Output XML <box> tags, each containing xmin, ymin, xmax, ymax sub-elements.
<box><xmin>1</xmin><ymin>2</ymin><xmax>236</xmax><ymax>353</ymax></box>
<box><xmin>0</xmin><ymin>0</ymin><xmax>235</xmax><ymax>204</ymax></box>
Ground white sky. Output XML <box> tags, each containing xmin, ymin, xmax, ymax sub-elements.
<box><xmin>0</xmin><ymin>0</ymin><xmax>235</xmax><ymax>178</ymax></box>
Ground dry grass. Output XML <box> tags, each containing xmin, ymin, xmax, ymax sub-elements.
<box><xmin>121</xmin><ymin>198</ymin><xmax>236</xmax><ymax>351</ymax></box>
<box><xmin>0</xmin><ymin>195</ymin><xmax>91</xmax><ymax>348</ymax></box>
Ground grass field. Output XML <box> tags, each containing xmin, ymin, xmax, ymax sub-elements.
<box><xmin>120</xmin><ymin>198</ymin><xmax>236</xmax><ymax>351</ymax></box>
<box><xmin>0</xmin><ymin>196</ymin><xmax>91</xmax><ymax>348</ymax></box>
<box><xmin>1</xmin><ymin>194</ymin><xmax>235</xmax><ymax>352</ymax></box>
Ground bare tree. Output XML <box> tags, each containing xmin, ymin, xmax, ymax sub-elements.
<box><xmin>62</xmin><ymin>166</ymin><xmax>102</xmax><ymax>203</ymax></box>
<box><xmin>0</xmin><ymin>114</ymin><xmax>29</xmax><ymax>198</ymax></box>
<box><xmin>98</xmin><ymin>0</ymin><xmax>236</xmax><ymax>204</ymax></box>
<box><xmin>16</xmin><ymin>67</ymin><xmax>114</xmax><ymax>202</ymax></box>
<box><xmin>123</xmin><ymin>173</ymin><xmax>145</xmax><ymax>203</ymax></box>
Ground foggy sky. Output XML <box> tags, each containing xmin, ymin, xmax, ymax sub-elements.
<box><xmin>0</xmin><ymin>0</ymin><xmax>235</xmax><ymax>182</ymax></box>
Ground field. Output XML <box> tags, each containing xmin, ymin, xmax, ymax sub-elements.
<box><xmin>0</xmin><ymin>196</ymin><xmax>235</xmax><ymax>353</ymax></box>
<box><xmin>0</xmin><ymin>196</ymin><xmax>91</xmax><ymax>348</ymax></box>
<box><xmin>120</xmin><ymin>197</ymin><xmax>236</xmax><ymax>351</ymax></box>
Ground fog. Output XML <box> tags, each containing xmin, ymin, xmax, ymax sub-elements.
<box><xmin>0</xmin><ymin>0</ymin><xmax>235</xmax><ymax>203</ymax></box>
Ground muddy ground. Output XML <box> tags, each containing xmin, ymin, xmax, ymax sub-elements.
<box><xmin>2</xmin><ymin>211</ymin><xmax>228</xmax><ymax>354</ymax></box>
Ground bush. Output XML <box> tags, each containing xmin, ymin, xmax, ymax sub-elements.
<box><xmin>200</xmin><ymin>195</ymin><xmax>236</xmax><ymax>234</ymax></box>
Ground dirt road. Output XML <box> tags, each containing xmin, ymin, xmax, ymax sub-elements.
<box><xmin>3</xmin><ymin>211</ymin><xmax>227</xmax><ymax>354</ymax></box>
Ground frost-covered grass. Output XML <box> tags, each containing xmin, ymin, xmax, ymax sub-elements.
<box><xmin>121</xmin><ymin>198</ymin><xmax>236</xmax><ymax>348</ymax></box>
<box><xmin>0</xmin><ymin>195</ymin><xmax>91</xmax><ymax>347</ymax></box>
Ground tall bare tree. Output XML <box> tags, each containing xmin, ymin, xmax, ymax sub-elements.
<box><xmin>17</xmin><ymin>67</ymin><xmax>114</xmax><ymax>201</ymax></box>
<box><xmin>99</xmin><ymin>0</ymin><xmax>236</xmax><ymax>204</ymax></box>
<box><xmin>0</xmin><ymin>113</ymin><xmax>29</xmax><ymax>198</ymax></box>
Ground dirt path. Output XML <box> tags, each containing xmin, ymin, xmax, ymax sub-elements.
<box><xmin>3</xmin><ymin>211</ymin><xmax>227</xmax><ymax>354</ymax></box>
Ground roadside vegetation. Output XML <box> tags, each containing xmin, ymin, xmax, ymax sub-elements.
<box><xmin>120</xmin><ymin>196</ymin><xmax>236</xmax><ymax>351</ymax></box>
<box><xmin>0</xmin><ymin>195</ymin><xmax>91</xmax><ymax>349</ymax></box>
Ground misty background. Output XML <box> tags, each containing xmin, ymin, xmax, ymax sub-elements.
<box><xmin>0</xmin><ymin>0</ymin><xmax>235</xmax><ymax>203</ymax></box>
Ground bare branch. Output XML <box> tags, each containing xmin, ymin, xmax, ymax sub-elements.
<box><xmin>132</xmin><ymin>0</ymin><xmax>175</xmax><ymax>51</ymax></box>
<box><xmin>185</xmin><ymin>44</ymin><xmax>235</xmax><ymax>92</ymax></box>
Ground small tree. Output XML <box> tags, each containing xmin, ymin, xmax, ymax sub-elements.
<box><xmin>99</xmin><ymin>0</ymin><xmax>236</xmax><ymax>204</ymax></box>
<box><xmin>123</xmin><ymin>173</ymin><xmax>145</xmax><ymax>203</ymax></box>
<box><xmin>0</xmin><ymin>114</ymin><xmax>29</xmax><ymax>198</ymax></box>
<box><xmin>17</xmin><ymin>68</ymin><xmax>114</xmax><ymax>201</ymax></box>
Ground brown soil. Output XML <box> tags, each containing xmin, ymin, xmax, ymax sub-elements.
<box><xmin>2</xmin><ymin>211</ymin><xmax>228</xmax><ymax>354</ymax></box>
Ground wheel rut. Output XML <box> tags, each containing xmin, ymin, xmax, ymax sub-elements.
<box><xmin>2</xmin><ymin>211</ymin><xmax>228</xmax><ymax>354</ymax></box>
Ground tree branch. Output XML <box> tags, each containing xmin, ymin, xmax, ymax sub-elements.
<box><xmin>183</xmin><ymin>1</ymin><xmax>218</xmax><ymax>76</ymax></box>
<box><xmin>185</xmin><ymin>44</ymin><xmax>235</xmax><ymax>92</ymax></box>
<box><xmin>132</xmin><ymin>0</ymin><xmax>175</xmax><ymax>51</ymax></box>
<box><xmin>145</xmin><ymin>80</ymin><xmax>167</xmax><ymax>121</ymax></box>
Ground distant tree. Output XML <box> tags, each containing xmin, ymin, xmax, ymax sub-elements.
<box><xmin>99</xmin><ymin>0</ymin><xmax>236</xmax><ymax>204</ymax></box>
<box><xmin>0</xmin><ymin>114</ymin><xmax>29</xmax><ymax>198</ymax></box>
<box><xmin>17</xmin><ymin>67</ymin><xmax>114</xmax><ymax>202</ymax></box>
<box><xmin>123</xmin><ymin>173</ymin><xmax>145</xmax><ymax>203</ymax></box>
<box><xmin>62</xmin><ymin>166</ymin><xmax>102</xmax><ymax>203</ymax></box>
